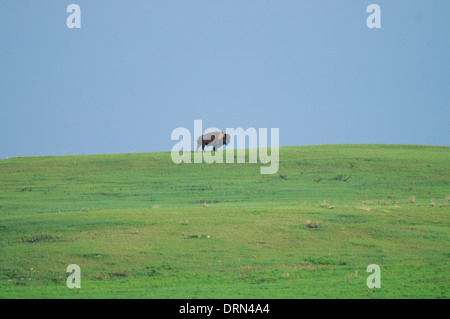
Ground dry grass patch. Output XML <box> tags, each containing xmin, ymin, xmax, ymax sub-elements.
<box><xmin>305</xmin><ymin>220</ymin><xmax>321</xmax><ymax>229</ymax></box>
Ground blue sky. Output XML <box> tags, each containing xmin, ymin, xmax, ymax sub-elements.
<box><xmin>1</xmin><ymin>1</ymin><xmax>449</xmax><ymax>157</ymax></box>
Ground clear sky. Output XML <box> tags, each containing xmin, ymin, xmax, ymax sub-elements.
<box><xmin>1</xmin><ymin>1</ymin><xmax>449</xmax><ymax>157</ymax></box>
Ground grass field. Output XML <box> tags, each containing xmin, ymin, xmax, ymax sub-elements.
<box><xmin>0</xmin><ymin>144</ymin><xmax>449</xmax><ymax>298</ymax></box>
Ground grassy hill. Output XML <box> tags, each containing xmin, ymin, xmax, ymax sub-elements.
<box><xmin>0</xmin><ymin>144</ymin><xmax>448</xmax><ymax>298</ymax></box>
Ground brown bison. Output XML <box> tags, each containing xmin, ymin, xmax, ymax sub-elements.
<box><xmin>196</xmin><ymin>131</ymin><xmax>231</xmax><ymax>152</ymax></box>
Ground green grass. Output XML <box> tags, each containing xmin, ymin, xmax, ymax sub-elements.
<box><xmin>0</xmin><ymin>144</ymin><xmax>449</xmax><ymax>298</ymax></box>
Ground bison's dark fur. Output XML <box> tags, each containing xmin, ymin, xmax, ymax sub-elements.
<box><xmin>196</xmin><ymin>131</ymin><xmax>230</xmax><ymax>152</ymax></box>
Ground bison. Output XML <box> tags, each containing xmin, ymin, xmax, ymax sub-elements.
<box><xmin>196</xmin><ymin>131</ymin><xmax>231</xmax><ymax>152</ymax></box>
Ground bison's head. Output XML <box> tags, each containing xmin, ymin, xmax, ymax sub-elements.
<box><xmin>223</xmin><ymin>133</ymin><xmax>231</xmax><ymax>146</ymax></box>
